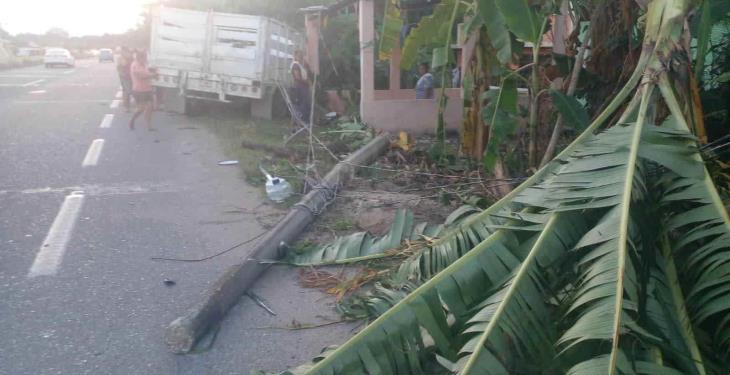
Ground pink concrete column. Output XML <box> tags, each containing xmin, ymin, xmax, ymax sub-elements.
<box><xmin>551</xmin><ymin>1</ymin><xmax>573</xmax><ymax>55</ymax></box>
<box><xmin>304</xmin><ymin>13</ymin><xmax>321</xmax><ymax>74</ymax></box>
<box><xmin>359</xmin><ymin>0</ymin><xmax>375</xmax><ymax>116</ymax></box>
<box><xmin>389</xmin><ymin>39</ymin><xmax>401</xmax><ymax>90</ymax></box>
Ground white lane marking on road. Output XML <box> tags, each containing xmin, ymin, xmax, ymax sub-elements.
<box><xmin>0</xmin><ymin>74</ymin><xmax>55</xmax><ymax>78</ymax></box>
<box><xmin>115</xmin><ymin>91</ymin><xmax>122</xmax><ymax>98</ymax></box>
<box><xmin>22</xmin><ymin>79</ymin><xmax>45</xmax><ymax>87</ymax></box>
<box><xmin>64</xmin><ymin>70</ymin><xmax>75</xmax><ymax>74</ymax></box>
<box><xmin>13</xmin><ymin>99</ymin><xmax>109</xmax><ymax>104</ymax></box>
<box><xmin>27</xmin><ymin>192</ymin><xmax>85</xmax><ymax>278</ymax></box>
<box><xmin>110</xmin><ymin>100</ymin><xmax>120</xmax><ymax>109</ymax></box>
<box><xmin>82</xmin><ymin>139</ymin><xmax>105</xmax><ymax>167</ymax></box>
<box><xmin>28</xmin><ymin>90</ymin><xmax>47</xmax><ymax>94</ymax></box>
<box><xmin>99</xmin><ymin>114</ymin><xmax>114</xmax><ymax>128</ymax></box>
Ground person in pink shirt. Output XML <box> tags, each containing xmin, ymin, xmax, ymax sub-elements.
<box><xmin>129</xmin><ymin>49</ymin><xmax>157</xmax><ymax>130</ymax></box>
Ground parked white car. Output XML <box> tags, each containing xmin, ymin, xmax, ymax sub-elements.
<box><xmin>44</xmin><ymin>48</ymin><xmax>75</xmax><ymax>68</ymax></box>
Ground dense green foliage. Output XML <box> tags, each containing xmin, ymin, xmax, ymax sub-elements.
<box><xmin>273</xmin><ymin>1</ymin><xmax>730</xmax><ymax>374</ymax></box>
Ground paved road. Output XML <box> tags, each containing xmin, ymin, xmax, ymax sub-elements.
<box><xmin>0</xmin><ymin>62</ymin><xmax>352</xmax><ymax>374</ymax></box>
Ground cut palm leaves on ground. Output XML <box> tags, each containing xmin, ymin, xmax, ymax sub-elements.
<box><xmin>286</xmin><ymin>207</ymin><xmax>480</xmax><ymax>266</ymax></box>
<box><xmin>272</xmin><ymin>1</ymin><xmax>730</xmax><ymax>374</ymax></box>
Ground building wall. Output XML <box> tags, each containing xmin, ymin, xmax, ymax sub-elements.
<box><xmin>363</xmin><ymin>89</ymin><xmax>463</xmax><ymax>133</ymax></box>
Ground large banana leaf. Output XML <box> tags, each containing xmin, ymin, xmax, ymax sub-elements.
<box><xmin>283</xmin><ymin>121</ymin><xmax>727</xmax><ymax>374</ymax></box>
<box><xmin>475</xmin><ymin>0</ymin><xmax>512</xmax><ymax>65</ymax></box>
<box><xmin>378</xmin><ymin>0</ymin><xmax>403</xmax><ymax>61</ymax></box>
<box><xmin>493</xmin><ymin>0</ymin><xmax>545</xmax><ymax>43</ymax></box>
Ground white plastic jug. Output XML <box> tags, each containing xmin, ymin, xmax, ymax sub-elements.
<box><xmin>260</xmin><ymin>166</ymin><xmax>292</xmax><ymax>203</ymax></box>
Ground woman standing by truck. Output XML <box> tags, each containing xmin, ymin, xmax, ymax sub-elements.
<box><xmin>129</xmin><ymin>50</ymin><xmax>157</xmax><ymax>131</ymax></box>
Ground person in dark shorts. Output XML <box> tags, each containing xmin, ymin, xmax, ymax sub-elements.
<box><xmin>290</xmin><ymin>63</ymin><xmax>311</xmax><ymax>124</ymax></box>
<box><xmin>116</xmin><ymin>47</ymin><xmax>133</xmax><ymax>112</ymax></box>
<box><xmin>129</xmin><ymin>49</ymin><xmax>157</xmax><ymax>131</ymax></box>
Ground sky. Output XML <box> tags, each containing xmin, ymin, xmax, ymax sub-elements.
<box><xmin>0</xmin><ymin>0</ymin><xmax>149</xmax><ymax>36</ymax></box>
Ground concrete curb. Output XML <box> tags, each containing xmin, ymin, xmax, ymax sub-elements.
<box><xmin>165</xmin><ymin>133</ymin><xmax>391</xmax><ymax>353</ymax></box>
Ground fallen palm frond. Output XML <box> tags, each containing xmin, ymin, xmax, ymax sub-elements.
<box><xmin>299</xmin><ymin>268</ymin><xmax>387</xmax><ymax>302</ymax></box>
<box><xmin>285</xmin><ymin>207</ymin><xmax>480</xmax><ymax>266</ymax></box>
<box><xmin>269</xmin><ymin>1</ymin><xmax>730</xmax><ymax>373</ymax></box>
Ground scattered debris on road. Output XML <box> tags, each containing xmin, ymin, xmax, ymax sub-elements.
<box><xmin>217</xmin><ymin>160</ymin><xmax>239</xmax><ymax>166</ymax></box>
<box><xmin>246</xmin><ymin>291</ymin><xmax>276</xmax><ymax>316</ymax></box>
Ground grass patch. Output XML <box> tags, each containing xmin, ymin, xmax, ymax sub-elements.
<box><xmin>203</xmin><ymin>116</ymin><xmax>304</xmax><ymax>183</ymax></box>
<box><xmin>195</xmin><ymin>105</ymin><xmax>360</xmax><ymax>206</ymax></box>
<box><xmin>331</xmin><ymin>218</ymin><xmax>356</xmax><ymax>231</ymax></box>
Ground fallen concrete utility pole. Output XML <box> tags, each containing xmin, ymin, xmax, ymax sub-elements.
<box><xmin>165</xmin><ymin>133</ymin><xmax>390</xmax><ymax>353</ymax></box>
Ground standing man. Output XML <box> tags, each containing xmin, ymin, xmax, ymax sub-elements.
<box><xmin>290</xmin><ymin>49</ymin><xmax>312</xmax><ymax>125</ymax></box>
<box><xmin>129</xmin><ymin>49</ymin><xmax>158</xmax><ymax>131</ymax></box>
<box><xmin>415</xmin><ymin>62</ymin><xmax>434</xmax><ymax>99</ymax></box>
<box><xmin>290</xmin><ymin>64</ymin><xmax>311</xmax><ymax>124</ymax></box>
<box><xmin>116</xmin><ymin>47</ymin><xmax>133</xmax><ymax>112</ymax></box>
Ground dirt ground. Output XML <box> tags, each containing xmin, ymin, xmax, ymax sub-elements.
<box><xmin>299</xmin><ymin>175</ymin><xmax>460</xmax><ymax>246</ymax></box>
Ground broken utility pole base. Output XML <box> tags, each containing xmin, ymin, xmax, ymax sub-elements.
<box><xmin>165</xmin><ymin>134</ymin><xmax>390</xmax><ymax>354</ymax></box>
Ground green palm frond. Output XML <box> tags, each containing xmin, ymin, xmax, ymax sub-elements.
<box><xmin>284</xmin><ymin>207</ymin><xmax>480</xmax><ymax>266</ymax></box>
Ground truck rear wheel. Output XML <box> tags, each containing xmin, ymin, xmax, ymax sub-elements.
<box><xmin>251</xmin><ymin>89</ymin><xmax>275</xmax><ymax>120</ymax></box>
<box><xmin>157</xmin><ymin>87</ymin><xmax>187</xmax><ymax>114</ymax></box>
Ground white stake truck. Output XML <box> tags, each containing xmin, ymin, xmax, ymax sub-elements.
<box><xmin>149</xmin><ymin>6</ymin><xmax>302</xmax><ymax>117</ymax></box>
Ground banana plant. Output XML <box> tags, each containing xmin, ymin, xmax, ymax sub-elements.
<box><xmin>378</xmin><ymin>0</ymin><xmax>403</xmax><ymax>61</ymax></box>
<box><xmin>272</xmin><ymin>1</ymin><xmax>730</xmax><ymax>373</ymax></box>
<box><xmin>400</xmin><ymin>0</ymin><xmax>551</xmax><ymax>166</ymax></box>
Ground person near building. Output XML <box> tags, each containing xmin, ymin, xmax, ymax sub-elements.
<box><xmin>289</xmin><ymin>49</ymin><xmax>312</xmax><ymax>124</ymax></box>
<box><xmin>290</xmin><ymin>63</ymin><xmax>311</xmax><ymax>124</ymax></box>
<box><xmin>415</xmin><ymin>62</ymin><xmax>434</xmax><ymax>99</ymax></box>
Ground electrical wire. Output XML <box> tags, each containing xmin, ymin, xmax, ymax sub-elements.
<box><xmin>150</xmin><ymin>232</ymin><xmax>267</xmax><ymax>262</ymax></box>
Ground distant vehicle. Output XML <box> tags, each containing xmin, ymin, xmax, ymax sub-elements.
<box><xmin>15</xmin><ymin>47</ymin><xmax>44</xmax><ymax>66</ymax></box>
<box><xmin>149</xmin><ymin>6</ymin><xmax>302</xmax><ymax>117</ymax></box>
<box><xmin>44</xmin><ymin>48</ymin><xmax>75</xmax><ymax>68</ymax></box>
<box><xmin>98</xmin><ymin>48</ymin><xmax>114</xmax><ymax>63</ymax></box>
